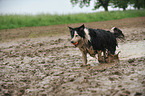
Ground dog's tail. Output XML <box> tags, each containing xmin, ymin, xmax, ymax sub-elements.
<box><xmin>111</xmin><ymin>27</ymin><xmax>125</xmax><ymax>39</ymax></box>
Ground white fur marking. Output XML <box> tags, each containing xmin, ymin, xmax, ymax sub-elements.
<box><xmin>74</xmin><ymin>31</ymin><xmax>77</xmax><ymax>36</ymax></box>
<box><xmin>84</xmin><ymin>28</ymin><xmax>91</xmax><ymax>41</ymax></box>
<box><xmin>110</xmin><ymin>27</ymin><xmax>115</xmax><ymax>33</ymax></box>
<box><xmin>71</xmin><ymin>31</ymin><xmax>81</xmax><ymax>43</ymax></box>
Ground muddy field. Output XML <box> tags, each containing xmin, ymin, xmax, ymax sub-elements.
<box><xmin>0</xmin><ymin>17</ymin><xmax>145</xmax><ymax>96</ymax></box>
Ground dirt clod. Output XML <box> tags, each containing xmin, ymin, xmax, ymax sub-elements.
<box><xmin>128</xmin><ymin>58</ymin><xmax>136</xmax><ymax>63</ymax></box>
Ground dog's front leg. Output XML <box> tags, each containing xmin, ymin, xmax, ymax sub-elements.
<box><xmin>81</xmin><ymin>51</ymin><xmax>87</xmax><ymax>65</ymax></box>
<box><xmin>97</xmin><ymin>50</ymin><xmax>104</xmax><ymax>63</ymax></box>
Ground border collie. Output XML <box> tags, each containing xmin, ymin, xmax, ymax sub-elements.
<box><xmin>68</xmin><ymin>24</ymin><xmax>124</xmax><ymax>65</ymax></box>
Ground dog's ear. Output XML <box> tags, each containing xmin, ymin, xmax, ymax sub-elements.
<box><xmin>68</xmin><ymin>26</ymin><xmax>73</xmax><ymax>31</ymax></box>
<box><xmin>79</xmin><ymin>24</ymin><xmax>85</xmax><ymax>31</ymax></box>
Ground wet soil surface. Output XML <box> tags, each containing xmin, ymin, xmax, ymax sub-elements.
<box><xmin>0</xmin><ymin>17</ymin><xmax>145</xmax><ymax>96</ymax></box>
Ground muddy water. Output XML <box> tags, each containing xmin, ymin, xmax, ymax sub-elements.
<box><xmin>117</xmin><ymin>40</ymin><xmax>145</xmax><ymax>60</ymax></box>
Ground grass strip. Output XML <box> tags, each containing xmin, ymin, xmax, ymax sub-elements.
<box><xmin>0</xmin><ymin>10</ymin><xmax>145</xmax><ymax>30</ymax></box>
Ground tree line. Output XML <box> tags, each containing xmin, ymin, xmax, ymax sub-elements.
<box><xmin>70</xmin><ymin>0</ymin><xmax>145</xmax><ymax>11</ymax></box>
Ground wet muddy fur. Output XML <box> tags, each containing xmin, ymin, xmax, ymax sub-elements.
<box><xmin>106</xmin><ymin>51</ymin><xmax>121</xmax><ymax>63</ymax></box>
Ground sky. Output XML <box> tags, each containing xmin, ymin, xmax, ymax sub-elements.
<box><xmin>0</xmin><ymin>0</ymin><xmax>134</xmax><ymax>15</ymax></box>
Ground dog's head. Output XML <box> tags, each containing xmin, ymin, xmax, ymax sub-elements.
<box><xmin>68</xmin><ymin>24</ymin><xmax>86</xmax><ymax>46</ymax></box>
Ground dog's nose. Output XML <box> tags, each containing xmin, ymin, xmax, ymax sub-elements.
<box><xmin>71</xmin><ymin>41</ymin><xmax>74</xmax><ymax>43</ymax></box>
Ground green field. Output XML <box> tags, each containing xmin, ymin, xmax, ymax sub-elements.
<box><xmin>0</xmin><ymin>10</ymin><xmax>145</xmax><ymax>30</ymax></box>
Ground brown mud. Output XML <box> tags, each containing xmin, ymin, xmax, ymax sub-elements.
<box><xmin>0</xmin><ymin>17</ymin><xmax>145</xmax><ymax>96</ymax></box>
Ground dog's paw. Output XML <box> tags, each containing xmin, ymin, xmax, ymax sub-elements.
<box><xmin>80</xmin><ymin>64</ymin><xmax>91</xmax><ymax>67</ymax></box>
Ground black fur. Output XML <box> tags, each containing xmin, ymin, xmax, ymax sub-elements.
<box><xmin>88</xmin><ymin>28</ymin><xmax>117</xmax><ymax>54</ymax></box>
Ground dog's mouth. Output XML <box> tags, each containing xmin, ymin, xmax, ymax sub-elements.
<box><xmin>72</xmin><ymin>42</ymin><xmax>79</xmax><ymax>47</ymax></box>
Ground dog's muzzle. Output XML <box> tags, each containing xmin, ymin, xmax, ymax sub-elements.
<box><xmin>71</xmin><ymin>41</ymin><xmax>78</xmax><ymax>46</ymax></box>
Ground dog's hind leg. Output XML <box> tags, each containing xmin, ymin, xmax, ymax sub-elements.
<box><xmin>97</xmin><ymin>50</ymin><xmax>104</xmax><ymax>63</ymax></box>
<box><xmin>106</xmin><ymin>51</ymin><xmax>121</xmax><ymax>63</ymax></box>
<box><xmin>103</xmin><ymin>49</ymin><xmax>107</xmax><ymax>62</ymax></box>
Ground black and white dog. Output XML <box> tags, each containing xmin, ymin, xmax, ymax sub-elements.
<box><xmin>68</xmin><ymin>24</ymin><xmax>124</xmax><ymax>65</ymax></box>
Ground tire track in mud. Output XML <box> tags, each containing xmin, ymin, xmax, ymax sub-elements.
<box><xmin>0</xmin><ymin>27</ymin><xmax>145</xmax><ymax>96</ymax></box>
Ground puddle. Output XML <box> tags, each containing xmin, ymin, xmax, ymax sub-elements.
<box><xmin>117</xmin><ymin>40</ymin><xmax>145</xmax><ymax>60</ymax></box>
